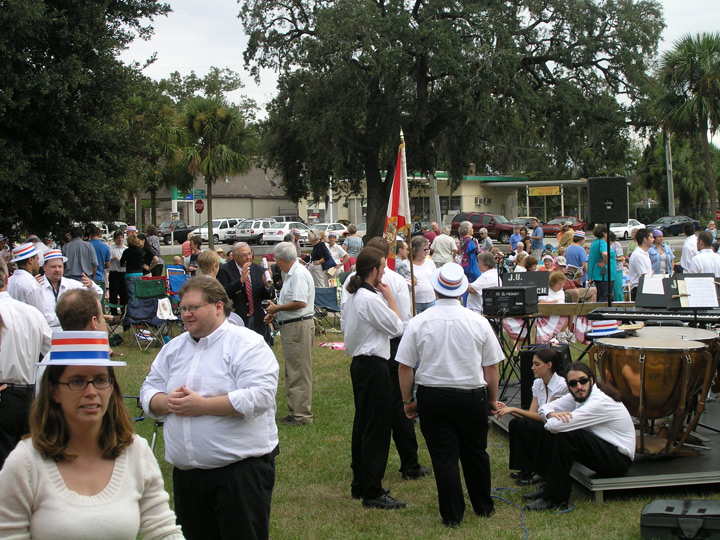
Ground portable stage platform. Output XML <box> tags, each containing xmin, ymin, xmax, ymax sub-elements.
<box><xmin>493</xmin><ymin>385</ymin><xmax>720</xmax><ymax>502</ymax></box>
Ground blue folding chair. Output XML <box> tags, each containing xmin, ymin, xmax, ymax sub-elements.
<box><xmin>314</xmin><ymin>287</ymin><xmax>342</xmax><ymax>332</ymax></box>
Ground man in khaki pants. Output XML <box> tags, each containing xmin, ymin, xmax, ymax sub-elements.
<box><xmin>265</xmin><ymin>242</ymin><xmax>316</xmax><ymax>425</ymax></box>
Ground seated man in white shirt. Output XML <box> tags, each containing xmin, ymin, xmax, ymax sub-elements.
<box><xmin>466</xmin><ymin>252</ymin><xmax>499</xmax><ymax>314</ymax></box>
<box><xmin>687</xmin><ymin>231</ymin><xmax>720</xmax><ymax>277</ymax></box>
<box><xmin>140</xmin><ymin>276</ymin><xmax>279</xmax><ymax>540</ymax></box>
<box><xmin>524</xmin><ymin>362</ymin><xmax>635</xmax><ymax>511</ymax></box>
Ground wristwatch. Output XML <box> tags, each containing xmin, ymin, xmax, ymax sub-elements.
<box><xmin>403</xmin><ymin>397</ymin><xmax>415</xmax><ymax>405</ymax></box>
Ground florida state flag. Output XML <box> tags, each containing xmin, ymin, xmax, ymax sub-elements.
<box><xmin>384</xmin><ymin>131</ymin><xmax>410</xmax><ymax>270</ymax></box>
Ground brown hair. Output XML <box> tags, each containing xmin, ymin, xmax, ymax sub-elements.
<box><xmin>524</xmin><ymin>256</ymin><xmax>538</xmax><ymax>270</ymax></box>
<box><xmin>548</xmin><ymin>270</ymin><xmax>567</xmax><ymax>288</ymax></box>
<box><xmin>29</xmin><ymin>366</ymin><xmax>134</xmax><ymax>462</ymax></box>
<box><xmin>56</xmin><ymin>289</ymin><xmax>102</xmax><ymax>331</ymax></box>
<box><xmin>145</xmin><ymin>224</ymin><xmax>158</xmax><ymax>236</ymax></box>
<box><xmin>127</xmin><ymin>234</ymin><xmax>141</xmax><ymax>248</ymax></box>
<box><xmin>180</xmin><ymin>276</ymin><xmax>233</xmax><ymax>317</ymax></box>
<box><xmin>365</xmin><ymin>236</ymin><xmax>390</xmax><ymax>257</ymax></box>
<box><xmin>346</xmin><ymin>247</ymin><xmax>384</xmax><ymax>294</ymax></box>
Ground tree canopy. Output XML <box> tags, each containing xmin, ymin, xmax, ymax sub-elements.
<box><xmin>0</xmin><ymin>0</ymin><xmax>170</xmax><ymax>239</ymax></box>
<box><xmin>653</xmin><ymin>32</ymin><xmax>720</xmax><ymax>218</ymax></box>
<box><xmin>241</xmin><ymin>0</ymin><xmax>664</xmax><ymax>235</ymax></box>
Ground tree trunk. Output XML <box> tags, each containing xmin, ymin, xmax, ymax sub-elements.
<box><xmin>700</xmin><ymin>114</ymin><xmax>717</xmax><ymax>219</ymax></box>
<box><xmin>207</xmin><ymin>176</ymin><xmax>214</xmax><ymax>251</ymax></box>
<box><xmin>150</xmin><ymin>188</ymin><xmax>157</xmax><ymax>225</ymax></box>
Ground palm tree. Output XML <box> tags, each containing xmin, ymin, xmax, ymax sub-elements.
<box><xmin>175</xmin><ymin>97</ymin><xmax>257</xmax><ymax>250</ymax></box>
<box><xmin>654</xmin><ymin>32</ymin><xmax>720</xmax><ymax>218</ymax></box>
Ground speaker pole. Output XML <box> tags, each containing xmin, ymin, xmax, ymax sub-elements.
<box><xmin>606</xmin><ymin>222</ymin><xmax>612</xmax><ymax>308</ymax></box>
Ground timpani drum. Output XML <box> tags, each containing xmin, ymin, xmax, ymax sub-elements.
<box><xmin>595</xmin><ymin>337</ymin><xmax>715</xmax><ymax>455</ymax></box>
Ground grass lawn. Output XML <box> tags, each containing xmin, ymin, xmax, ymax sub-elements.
<box><xmin>113</xmin><ymin>326</ymin><xmax>720</xmax><ymax>540</ymax></box>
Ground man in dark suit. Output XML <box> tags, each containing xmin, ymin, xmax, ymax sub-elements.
<box><xmin>217</xmin><ymin>242</ymin><xmax>274</xmax><ymax>341</ymax></box>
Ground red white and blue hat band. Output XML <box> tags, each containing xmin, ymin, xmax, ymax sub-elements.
<box><xmin>43</xmin><ymin>249</ymin><xmax>67</xmax><ymax>263</ymax></box>
<box><xmin>430</xmin><ymin>262</ymin><xmax>468</xmax><ymax>297</ymax></box>
<box><xmin>38</xmin><ymin>331</ymin><xmax>126</xmax><ymax>367</ymax></box>
<box><xmin>10</xmin><ymin>242</ymin><xmax>38</xmax><ymax>263</ymax></box>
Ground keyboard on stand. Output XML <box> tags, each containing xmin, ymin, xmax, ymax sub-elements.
<box><xmin>588</xmin><ymin>307</ymin><xmax>720</xmax><ymax>324</ymax></box>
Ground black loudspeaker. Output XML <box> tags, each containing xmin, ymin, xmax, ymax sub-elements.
<box><xmin>587</xmin><ymin>177</ymin><xmax>628</xmax><ymax>224</ymax></box>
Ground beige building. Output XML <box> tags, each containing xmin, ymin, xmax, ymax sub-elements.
<box><xmin>143</xmin><ymin>166</ymin><xmax>298</xmax><ymax>226</ymax></box>
<box><xmin>299</xmin><ymin>174</ymin><xmax>588</xmax><ymax>226</ymax></box>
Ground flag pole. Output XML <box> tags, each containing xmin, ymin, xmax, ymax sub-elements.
<box><xmin>403</xmin><ymin>131</ymin><xmax>417</xmax><ymax>316</ymax></box>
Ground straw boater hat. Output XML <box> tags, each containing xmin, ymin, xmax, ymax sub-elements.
<box><xmin>328</xmin><ymin>231</ymin><xmax>337</xmax><ymax>237</ymax></box>
<box><xmin>573</xmin><ymin>230</ymin><xmax>586</xmax><ymax>239</ymax></box>
<box><xmin>38</xmin><ymin>331</ymin><xmax>126</xmax><ymax>367</ymax></box>
<box><xmin>10</xmin><ymin>242</ymin><xmax>39</xmax><ymax>263</ymax></box>
<box><xmin>126</xmin><ymin>226</ymin><xmax>138</xmax><ymax>233</ymax></box>
<box><xmin>43</xmin><ymin>249</ymin><xmax>68</xmax><ymax>263</ymax></box>
<box><xmin>430</xmin><ymin>262</ymin><xmax>468</xmax><ymax>297</ymax></box>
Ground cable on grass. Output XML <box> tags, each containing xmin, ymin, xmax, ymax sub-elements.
<box><xmin>491</xmin><ymin>487</ymin><xmax>529</xmax><ymax>540</ymax></box>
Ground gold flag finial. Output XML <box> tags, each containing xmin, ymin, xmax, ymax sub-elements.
<box><xmin>400</xmin><ymin>128</ymin><xmax>405</xmax><ymax>144</ymax></box>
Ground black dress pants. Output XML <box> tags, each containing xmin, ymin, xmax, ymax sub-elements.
<box><xmin>543</xmin><ymin>430</ymin><xmax>632</xmax><ymax>503</ymax></box>
<box><xmin>388</xmin><ymin>337</ymin><xmax>420</xmax><ymax>474</ymax></box>
<box><xmin>108</xmin><ymin>270</ymin><xmax>128</xmax><ymax>313</ymax></box>
<box><xmin>0</xmin><ymin>387</ymin><xmax>34</xmax><ymax>470</ymax></box>
<box><xmin>508</xmin><ymin>416</ymin><xmax>551</xmax><ymax>474</ymax></box>
<box><xmin>417</xmin><ymin>385</ymin><xmax>494</xmax><ymax>526</ymax></box>
<box><xmin>350</xmin><ymin>355</ymin><xmax>393</xmax><ymax>500</ymax></box>
<box><xmin>173</xmin><ymin>452</ymin><xmax>276</xmax><ymax>540</ymax></box>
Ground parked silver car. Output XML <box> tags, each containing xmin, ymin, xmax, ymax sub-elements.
<box><xmin>229</xmin><ymin>218</ymin><xmax>277</xmax><ymax>244</ymax></box>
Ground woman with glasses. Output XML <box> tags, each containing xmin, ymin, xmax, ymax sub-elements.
<box><xmin>496</xmin><ymin>348</ymin><xmax>567</xmax><ymax>488</ymax></box>
<box><xmin>410</xmin><ymin>235</ymin><xmax>436</xmax><ymax>313</ymax></box>
<box><xmin>0</xmin><ymin>331</ymin><xmax>183</xmax><ymax>539</ymax></box>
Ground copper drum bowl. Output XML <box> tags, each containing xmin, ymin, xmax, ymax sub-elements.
<box><xmin>596</xmin><ymin>337</ymin><xmax>709</xmax><ymax>420</ymax></box>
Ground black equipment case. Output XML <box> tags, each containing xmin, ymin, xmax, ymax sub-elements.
<box><xmin>641</xmin><ymin>499</ymin><xmax>720</xmax><ymax>539</ymax></box>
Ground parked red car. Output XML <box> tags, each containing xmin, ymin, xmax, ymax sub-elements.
<box><xmin>450</xmin><ymin>212</ymin><xmax>515</xmax><ymax>244</ymax></box>
<box><xmin>540</xmin><ymin>216</ymin><xmax>586</xmax><ymax>236</ymax></box>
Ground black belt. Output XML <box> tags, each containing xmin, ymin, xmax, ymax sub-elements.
<box><xmin>277</xmin><ymin>315</ymin><xmax>313</xmax><ymax>326</ymax></box>
<box><xmin>419</xmin><ymin>385</ymin><xmax>486</xmax><ymax>395</ymax></box>
<box><xmin>0</xmin><ymin>382</ymin><xmax>35</xmax><ymax>390</ymax></box>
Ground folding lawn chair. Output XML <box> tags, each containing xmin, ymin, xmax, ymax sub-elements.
<box><xmin>314</xmin><ymin>286</ymin><xmax>342</xmax><ymax>332</ymax></box>
<box><xmin>166</xmin><ymin>265</ymin><xmax>189</xmax><ymax>316</ymax></box>
<box><xmin>123</xmin><ymin>277</ymin><xmax>180</xmax><ymax>349</ymax></box>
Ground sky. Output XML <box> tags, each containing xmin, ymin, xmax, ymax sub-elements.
<box><xmin>119</xmin><ymin>0</ymin><xmax>720</xmax><ymax>117</ymax></box>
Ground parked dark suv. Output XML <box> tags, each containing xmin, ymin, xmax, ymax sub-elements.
<box><xmin>450</xmin><ymin>212</ymin><xmax>515</xmax><ymax>244</ymax></box>
<box><xmin>158</xmin><ymin>220</ymin><xmax>194</xmax><ymax>245</ymax></box>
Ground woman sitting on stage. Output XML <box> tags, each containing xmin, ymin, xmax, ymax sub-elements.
<box><xmin>536</xmin><ymin>271</ymin><xmax>570</xmax><ymax>343</ymax></box>
<box><xmin>496</xmin><ymin>348</ymin><xmax>567</xmax><ymax>485</ymax></box>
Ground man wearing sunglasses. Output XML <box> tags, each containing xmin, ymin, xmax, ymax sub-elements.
<box><xmin>524</xmin><ymin>362</ymin><xmax>635</xmax><ymax>511</ymax></box>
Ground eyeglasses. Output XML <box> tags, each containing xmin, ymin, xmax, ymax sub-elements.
<box><xmin>57</xmin><ymin>376</ymin><xmax>114</xmax><ymax>391</ymax></box>
<box><xmin>179</xmin><ymin>303</ymin><xmax>210</xmax><ymax>314</ymax></box>
<box><xmin>423</xmin><ymin>248</ymin><xmax>430</xmax><ymax>251</ymax></box>
<box><xmin>567</xmin><ymin>377</ymin><xmax>590</xmax><ymax>388</ymax></box>
<box><xmin>236</xmin><ymin>252</ymin><xmax>253</xmax><ymax>259</ymax></box>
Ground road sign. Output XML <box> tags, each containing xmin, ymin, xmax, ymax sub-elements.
<box><xmin>194</xmin><ymin>200</ymin><xmax>205</xmax><ymax>214</ymax></box>
<box><xmin>193</xmin><ymin>189</ymin><xmax>206</xmax><ymax>199</ymax></box>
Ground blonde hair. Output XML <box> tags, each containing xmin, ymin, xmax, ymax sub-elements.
<box><xmin>197</xmin><ymin>249</ymin><xmax>220</xmax><ymax>276</ymax></box>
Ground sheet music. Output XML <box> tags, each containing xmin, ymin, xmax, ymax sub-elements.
<box><xmin>641</xmin><ymin>275</ymin><xmax>666</xmax><ymax>295</ymax></box>
<box><xmin>683</xmin><ymin>277</ymin><xmax>719</xmax><ymax>308</ymax></box>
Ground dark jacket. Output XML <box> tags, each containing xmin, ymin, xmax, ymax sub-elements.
<box><xmin>217</xmin><ymin>260</ymin><xmax>274</xmax><ymax>340</ymax></box>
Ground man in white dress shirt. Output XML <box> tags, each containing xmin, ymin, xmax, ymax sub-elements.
<box><xmin>342</xmin><ymin>247</ymin><xmax>406</xmax><ymax>509</ymax></box>
<box><xmin>687</xmin><ymin>231</ymin><xmax>720</xmax><ymax>277</ymax></box>
<box><xmin>264</xmin><ymin>242</ymin><xmax>315</xmax><ymax>425</ymax></box>
<box><xmin>141</xmin><ymin>276</ymin><xmax>279</xmax><ymax>540</ymax></box>
<box><xmin>466</xmin><ymin>252</ymin><xmax>499</xmax><ymax>314</ymax></box>
<box><xmin>525</xmin><ymin>362</ymin><xmax>635</xmax><ymax>511</ymax></box>
<box><xmin>37</xmin><ymin>250</ymin><xmax>102</xmax><ymax>328</ymax></box>
<box><xmin>397</xmin><ymin>263</ymin><xmax>503</xmax><ymax>527</ymax></box>
<box><xmin>681</xmin><ymin>222</ymin><xmax>699</xmax><ymax>271</ymax></box>
<box><xmin>7</xmin><ymin>243</ymin><xmax>57</xmax><ymax>328</ymax></box>
<box><xmin>363</xmin><ymin>237</ymin><xmax>430</xmax><ymax>481</ymax></box>
<box><xmin>627</xmin><ymin>228</ymin><xmax>653</xmax><ymax>299</ymax></box>
<box><xmin>0</xmin><ymin>257</ymin><xmax>52</xmax><ymax>469</ymax></box>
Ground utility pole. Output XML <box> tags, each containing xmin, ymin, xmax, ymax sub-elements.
<box><xmin>665</xmin><ymin>134</ymin><xmax>676</xmax><ymax>217</ymax></box>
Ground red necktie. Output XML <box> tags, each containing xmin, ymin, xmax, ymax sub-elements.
<box><xmin>245</xmin><ymin>275</ymin><xmax>254</xmax><ymax>316</ymax></box>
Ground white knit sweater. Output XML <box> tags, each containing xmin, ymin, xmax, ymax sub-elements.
<box><xmin>0</xmin><ymin>435</ymin><xmax>184</xmax><ymax>540</ymax></box>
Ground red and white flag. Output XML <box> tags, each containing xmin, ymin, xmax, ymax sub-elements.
<box><xmin>384</xmin><ymin>132</ymin><xmax>410</xmax><ymax>270</ymax></box>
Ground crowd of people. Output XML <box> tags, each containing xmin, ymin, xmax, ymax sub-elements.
<box><xmin>0</xmin><ymin>213</ymin><xmax>718</xmax><ymax>536</ymax></box>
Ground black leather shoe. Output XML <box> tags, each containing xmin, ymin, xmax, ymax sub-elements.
<box><xmin>362</xmin><ymin>493</ymin><xmax>407</xmax><ymax>509</ymax></box>
<box><xmin>401</xmin><ymin>465</ymin><xmax>432</xmax><ymax>480</ymax></box>
<box><xmin>516</xmin><ymin>473</ymin><xmax>544</xmax><ymax>486</ymax></box>
<box><xmin>525</xmin><ymin>498</ymin><xmax>568</xmax><ymax>511</ymax></box>
<box><xmin>510</xmin><ymin>470</ymin><xmax>532</xmax><ymax>480</ymax></box>
<box><xmin>522</xmin><ymin>485</ymin><xmax>546</xmax><ymax>501</ymax></box>
<box><xmin>353</xmin><ymin>488</ymin><xmax>388</xmax><ymax>500</ymax></box>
